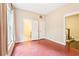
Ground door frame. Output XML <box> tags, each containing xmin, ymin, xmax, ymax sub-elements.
<box><xmin>32</xmin><ymin>20</ymin><xmax>39</xmax><ymax>40</ymax></box>
<box><xmin>23</xmin><ymin>19</ymin><xmax>32</xmax><ymax>41</ymax></box>
<box><xmin>64</xmin><ymin>11</ymin><xmax>79</xmax><ymax>46</ymax></box>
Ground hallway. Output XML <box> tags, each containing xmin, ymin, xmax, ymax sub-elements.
<box><xmin>12</xmin><ymin>39</ymin><xmax>79</xmax><ymax>56</ymax></box>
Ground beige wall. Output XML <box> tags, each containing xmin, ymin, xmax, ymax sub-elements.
<box><xmin>0</xmin><ymin>3</ymin><xmax>7</xmax><ymax>56</ymax></box>
<box><xmin>45</xmin><ymin>4</ymin><xmax>79</xmax><ymax>45</ymax></box>
<box><xmin>66</xmin><ymin>14</ymin><xmax>79</xmax><ymax>41</ymax></box>
<box><xmin>15</xmin><ymin>8</ymin><xmax>45</xmax><ymax>42</ymax></box>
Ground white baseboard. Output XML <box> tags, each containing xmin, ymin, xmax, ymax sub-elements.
<box><xmin>15</xmin><ymin>35</ymin><xmax>66</xmax><ymax>46</ymax></box>
<box><xmin>15</xmin><ymin>40</ymin><xmax>26</xmax><ymax>43</ymax></box>
<box><xmin>16</xmin><ymin>35</ymin><xmax>46</xmax><ymax>43</ymax></box>
<box><xmin>15</xmin><ymin>39</ymin><xmax>38</xmax><ymax>43</ymax></box>
<box><xmin>46</xmin><ymin>34</ymin><xmax>66</xmax><ymax>45</ymax></box>
<box><xmin>49</xmin><ymin>38</ymin><xmax>66</xmax><ymax>45</ymax></box>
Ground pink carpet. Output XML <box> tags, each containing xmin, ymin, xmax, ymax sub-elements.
<box><xmin>12</xmin><ymin>39</ymin><xmax>79</xmax><ymax>56</ymax></box>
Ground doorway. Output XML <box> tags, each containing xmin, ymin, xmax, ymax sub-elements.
<box><xmin>23</xmin><ymin>19</ymin><xmax>32</xmax><ymax>41</ymax></box>
<box><xmin>23</xmin><ymin>19</ymin><xmax>38</xmax><ymax>41</ymax></box>
<box><xmin>65</xmin><ymin>12</ymin><xmax>79</xmax><ymax>51</ymax></box>
<box><xmin>32</xmin><ymin>20</ymin><xmax>38</xmax><ymax>40</ymax></box>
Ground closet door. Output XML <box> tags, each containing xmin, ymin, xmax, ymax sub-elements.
<box><xmin>32</xmin><ymin>21</ymin><xmax>38</xmax><ymax>40</ymax></box>
<box><xmin>39</xmin><ymin>21</ymin><xmax>45</xmax><ymax>39</ymax></box>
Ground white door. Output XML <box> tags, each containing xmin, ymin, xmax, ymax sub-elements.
<box><xmin>32</xmin><ymin>21</ymin><xmax>38</xmax><ymax>40</ymax></box>
<box><xmin>39</xmin><ymin>21</ymin><xmax>45</xmax><ymax>39</ymax></box>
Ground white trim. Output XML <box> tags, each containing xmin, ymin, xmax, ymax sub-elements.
<box><xmin>15</xmin><ymin>40</ymin><xmax>26</xmax><ymax>43</ymax></box>
<box><xmin>64</xmin><ymin>11</ymin><xmax>79</xmax><ymax>17</ymax></box>
<box><xmin>15</xmin><ymin>39</ymin><xmax>33</xmax><ymax>43</ymax></box>
<box><xmin>64</xmin><ymin>10</ymin><xmax>79</xmax><ymax>45</ymax></box>
<box><xmin>46</xmin><ymin>34</ymin><xmax>66</xmax><ymax>45</ymax></box>
<box><xmin>50</xmin><ymin>39</ymin><xmax>66</xmax><ymax>45</ymax></box>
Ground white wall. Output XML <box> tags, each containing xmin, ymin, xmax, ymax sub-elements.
<box><xmin>15</xmin><ymin>8</ymin><xmax>45</xmax><ymax>42</ymax></box>
<box><xmin>45</xmin><ymin>4</ymin><xmax>79</xmax><ymax>45</ymax></box>
<box><xmin>16</xmin><ymin>8</ymin><xmax>40</xmax><ymax>42</ymax></box>
<box><xmin>15</xmin><ymin>4</ymin><xmax>79</xmax><ymax>45</ymax></box>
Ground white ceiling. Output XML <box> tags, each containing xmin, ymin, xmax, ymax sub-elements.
<box><xmin>13</xmin><ymin>3</ymin><xmax>66</xmax><ymax>15</ymax></box>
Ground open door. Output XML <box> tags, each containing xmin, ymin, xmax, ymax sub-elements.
<box><xmin>23</xmin><ymin>19</ymin><xmax>32</xmax><ymax>41</ymax></box>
